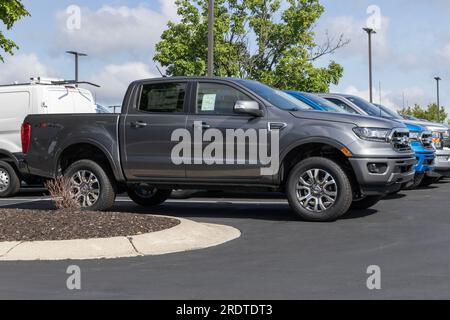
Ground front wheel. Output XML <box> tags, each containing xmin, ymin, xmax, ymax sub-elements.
<box><xmin>420</xmin><ymin>176</ymin><xmax>441</xmax><ymax>187</ymax></box>
<box><xmin>403</xmin><ymin>173</ymin><xmax>425</xmax><ymax>190</ymax></box>
<box><xmin>350</xmin><ymin>195</ymin><xmax>383</xmax><ymax>210</ymax></box>
<box><xmin>286</xmin><ymin>157</ymin><xmax>353</xmax><ymax>222</ymax></box>
<box><xmin>127</xmin><ymin>185</ymin><xmax>172</xmax><ymax>207</ymax></box>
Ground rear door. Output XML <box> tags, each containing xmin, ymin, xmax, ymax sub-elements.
<box><xmin>122</xmin><ymin>81</ymin><xmax>189</xmax><ymax>180</ymax></box>
<box><xmin>0</xmin><ymin>90</ymin><xmax>31</xmax><ymax>153</ymax></box>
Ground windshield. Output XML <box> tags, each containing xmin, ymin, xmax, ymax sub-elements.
<box><xmin>345</xmin><ymin>96</ymin><xmax>383</xmax><ymax>117</ymax></box>
<box><xmin>375</xmin><ymin>104</ymin><xmax>403</xmax><ymax>120</ymax></box>
<box><xmin>301</xmin><ymin>92</ymin><xmax>346</xmax><ymax>113</ymax></box>
<box><xmin>237</xmin><ymin>80</ymin><xmax>313</xmax><ymax>111</ymax></box>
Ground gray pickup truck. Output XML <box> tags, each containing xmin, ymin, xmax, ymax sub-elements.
<box><xmin>21</xmin><ymin>77</ymin><xmax>416</xmax><ymax>221</ymax></box>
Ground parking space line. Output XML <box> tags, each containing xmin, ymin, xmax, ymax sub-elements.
<box><xmin>0</xmin><ymin>198</ymin><xmax>50</xmax><ymax>207</ymax></box>
<box><xmin>116</xmin><ymin>198</ymin><xmax>288</xmax><ymax>205</ymax></box>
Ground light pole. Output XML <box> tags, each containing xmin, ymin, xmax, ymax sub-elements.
<box><xmin>363</xmin><ymin>28</ymin><xmax>376</xmax><ymax>103</ymax></box>
<box><xmin>66</xmin><ymin>51</ymin><xmax>87</xmax><ymax>85</ymax></box>
<box><xmin>435</xmin><ymin>76</ymin><xmax>442</xmax><ymax>122</ymax></box>
<box><xmin>207</xmin><ymin>0</ymin><xmax>214</xmax><ymax>77</ymax></box>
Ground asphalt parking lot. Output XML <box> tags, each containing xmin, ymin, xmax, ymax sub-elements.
<box><xmin>1</xmin><ymin>181</ymin><xmax>450</xmax><ymax>300</ymax></box>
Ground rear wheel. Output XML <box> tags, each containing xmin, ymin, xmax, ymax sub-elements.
<box><xmin>286</xmin><ymin>157</ymin><xmax>353</xmax><ymax>222</ymax></box>
<box><xmin>64</xmin><ymin>160</ymin><xmax>116</xmax><ymax>211</ymax></box>
<box><xmin>127</xmin><ymin>185</ymin><xmax>172</xmax><ymax>207</ymax></box>
<box><xmin>0</xmin><ymin>161</ymin><xmax>20</xmax><ymax>198</ymax></box>
<box><xmin>350</xmin><ymin>195</ymin><xmax>383</xmax><ymax>210</ymax></box>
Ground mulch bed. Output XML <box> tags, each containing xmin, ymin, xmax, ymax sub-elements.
<box><xmin>0</xmin><ymin>209</ymin><xmax>180</xmax><ymax>242</ymax></box>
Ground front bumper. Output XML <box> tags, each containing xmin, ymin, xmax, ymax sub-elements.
<box><xmin>428</xmin><ymin>148</ymin><xmax>450</xmax><ymax>177</ymax></box>
<box><xmin>349</xmin><ymin>157</ymin><xmax>416</xmax><ymax>196</ymax></box>
<box><xmin>415</xmin><ymin>151</ymin><xmax>435</xmax><ymax>173</ymax></box>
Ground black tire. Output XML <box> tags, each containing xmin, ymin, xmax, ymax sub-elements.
<box><xmin>403</xmin><ymin>173</ymin><xmax>425</xmax><ymax>190</ymax></box>
<box><xmin>420</xmin><ymin>176</ymin><xmax>441</xmax><ymax>187</ymax></box>
<box><xmin>286</xmin><ymin>157</ymin><xmax>353</xmax><ymax>222</ymax></box>
<box><xmin>350</xmin><ymin>195</ymin><xmax>383</xmax><ymax>210</ymax></box>
<box><xmin>127</xmin><ymin>185</ymin><xmax>172</xmax><ymax>207</ymax></box>
<box><xmin>0</xmin><ymin>161</ymin><xmax>20</xmax><ymax>198</ymax></box>
<box><xmin>64</xmin><ymin>160</ymin><xmax>116</xmax><ymax>211</ymax></box>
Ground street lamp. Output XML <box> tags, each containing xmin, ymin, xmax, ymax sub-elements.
<box><xmin>207</xmin><ymin>0</ymin><xmax>214</xmax><ymax>77</ymax></box>
<box><xmin>66</xmin><ymin>51</ymin><xmax>87</xmax><ymax>85</ymax></box>
<box><xmin>363</xmin><ymin>28</ymin><xmax>376</xmax><ymax>103</ymax></box>
<box><xmin>435</xmin><ymin>76</ymin><xmax>442</xmax><ymax>122</ymax></box>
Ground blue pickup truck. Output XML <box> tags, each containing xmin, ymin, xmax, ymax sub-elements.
<box><xmin>287</xmin><ymin>92</ymin><xmax>436</xmax><ymax>190</ymax></box>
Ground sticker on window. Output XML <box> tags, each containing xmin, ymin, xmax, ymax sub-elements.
<box><xmin>201</xmin><ymin>94</ymin><xmax>216</xmax><ymax>111</ymax></box>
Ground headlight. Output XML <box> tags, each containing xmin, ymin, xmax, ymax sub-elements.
<box><xmin>353</xmin><ymin>127</ymin><xmax>392</xmax><ymax>142</ymax></box>
<box><xmin>409</xmin><ymin>131</ymin><xmax>420</xmax><ymax>141</ymax></box>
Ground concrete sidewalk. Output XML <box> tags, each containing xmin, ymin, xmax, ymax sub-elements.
<box><xmin>0</xmin><ymin>217</ymin><xmax>241</xmax><ymax>261</ymax></box>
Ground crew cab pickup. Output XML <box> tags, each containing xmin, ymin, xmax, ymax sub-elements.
<box><xmin>21</xmin><ymin>77</ymin><xmax>416</xmax><ymax>221</ymax></box>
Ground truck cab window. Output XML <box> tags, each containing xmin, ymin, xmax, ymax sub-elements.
<box><xmin>196</xmin><ymin>83</ymin><xmax>251</xmax><ymax>115</ymax></box>
<box><xmin>138</xmin><ymin>82</ymin><xmax>186</xmax><ymax>113</ymax></box>
<box><xmin>326</xmin><ymin>98</ymin><xmax>359</xmax><ymax>114</ymax></box>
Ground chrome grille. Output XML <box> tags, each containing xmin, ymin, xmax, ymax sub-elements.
<box><xmin>390</xmin><ymin>129</ymin><xmax>411</xmax><ymax>152</ymax></box>
<box><xmin>421</xmin><ymin>131</ymin><xmax>434</xmax><ymax>149</ymax></box>
<box><xmin>444</xmin><ymin>130</ymin><xmax>450</xmax><ymax>148</ymax></box>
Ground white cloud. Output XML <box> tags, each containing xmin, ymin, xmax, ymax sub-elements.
<box><xmin>54</xmin><ymin>1</ymin><xmax>179</xmax><ymax>58</ymax></box>
<box><xmin>89</xmin><ymin>62</ymin><xmax>157</xmax><ymax>105</ymax></box>
<box><xmin>0</xmin><ymin>54</ymin><xmax>53</xmax><ymax>84</ymax></box>
<box><xmin>343</xmin><ymin>85</ymin><xmax>428</xmax><ymax>110</ymax></box>
<box><xmin>316</xmin><ymin>15</ymin><xmax>391</xmax><ymax>63</ymax></box>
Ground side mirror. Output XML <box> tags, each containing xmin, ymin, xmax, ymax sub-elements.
<box><xmin>234</xmin><ymin>100</ymin><xmax>263</xmax><ymax>117</ymax></box>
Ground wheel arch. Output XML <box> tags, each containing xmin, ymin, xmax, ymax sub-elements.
<box><xmin>279</xmin><ymin>138</ymin><xmax>359</xmax><ymax>194</ymax></box>
<box><xmin>56</xmin><ymin>141</ymin><xmax>124</xmax><ymax>182</ymax></box>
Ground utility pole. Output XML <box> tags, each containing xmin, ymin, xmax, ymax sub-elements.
<box><xmin>66</xmin><ymin>51</ymin><xmax>87</xmax><ymax>86</ymax></box>
<box><xmin>207</xmin><ymin>0</ymin><xmax>214</xmax><ymax>77</ymax></box>
<box><xmin>379</xmin><ymin>81</ymin><xmax>382</xmax><ymax>105</ymax></box>
<box><xmin>363</xmin><ymin>28</ymin><xmax>376</xmax><ymax>103</ymax></box>
<box><xmin>435</xmin><ymin>77</ymin><xmax>442</xmax><ymax>122</ymax></box>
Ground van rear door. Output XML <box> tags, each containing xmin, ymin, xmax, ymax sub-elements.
<box><xmin>0</xmin><ymin>90</ymin><xmax>31</xmax><ymax>153</ymax></box>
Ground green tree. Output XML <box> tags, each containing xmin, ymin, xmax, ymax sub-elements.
<box><xmin>399</xmin><ymin>103</ymin><xmax>447</xmax><ymax>123</ymax></box>
<box><xmin>0</xmin><ymin>0</ymin><xmax>29</xmax><ymax>62</ymax></box>
<box><xmin>154</xmin><ymin>0</ymin><xmax>348</xmax><ymax>92</ymax></box>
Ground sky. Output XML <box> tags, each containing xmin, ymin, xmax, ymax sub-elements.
<box><xmin>1</xmin><ymin>0</ymin><xmax>449</xmax><ymax>115</ymax></box>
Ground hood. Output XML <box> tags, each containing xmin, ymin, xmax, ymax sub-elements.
<box><xmin>290</xmin><ymin>110</ymin><xmax>407</xmax><ymax>129</ymax></box>
<box><xmin>405</xmin><ymin>120</ymin><xmax>448</xmax><ymax>132</ymax></box>
<box><xmin>403</xmin><ymin>121</ymin><xmax>425</xmax><ymax>132</ymax></box>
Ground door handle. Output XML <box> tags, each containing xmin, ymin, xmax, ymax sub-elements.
<box><xmin>193</xmin><ymin>122</ymin><xmax>211</xmax><ymax>130</ymax></box>
<box><xmin>131</xmin><ymin>121</ymin><xmax>148</xmax><ymax>128</ymax></box>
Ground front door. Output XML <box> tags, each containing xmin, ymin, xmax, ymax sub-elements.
<box><xmin>122</xmin><ymin>81</ymin><xmax>189</xmax><ymax>180</ymax></box>
<box><xmin>185</xmin><ymin>81</ymin><xmax>269</xmax><ymax>181</ymax></box>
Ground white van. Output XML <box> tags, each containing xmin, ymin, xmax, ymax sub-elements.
<box><xmin>0</xmin><ymin>77</ymin><xmax>97</xmax><ymax>197</ymax></box>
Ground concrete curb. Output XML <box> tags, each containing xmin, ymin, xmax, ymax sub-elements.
<box><xmin>0</xmin><ymin>217</ymin><xmax>241</xmax><ymax>261</ymax></box>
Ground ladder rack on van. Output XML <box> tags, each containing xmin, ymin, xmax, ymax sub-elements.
<box><xmin>0</xmin><ymin>78</ymin><xmax>100</xmax><ymax>88</ymax></box>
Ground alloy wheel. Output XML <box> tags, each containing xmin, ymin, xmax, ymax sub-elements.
<box><xmin>70</xmin><ymin>170</ymin><xmax>101</xmax><ymax>208</ymax></box>
<box><xmin>296</xmin><ymin>169</ymin><xmax>338</xmax><ymax>213</ymax></box>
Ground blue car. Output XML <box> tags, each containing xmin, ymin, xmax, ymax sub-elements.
<box><xmin>374</xmin><ymin>104</ymin><xmax>435</xmax><ymax>188</ymax></box>
<box><xmin>285</xmin><ymin>91</ymin><xmax>345</xmax><ymax>113</ymax></box>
